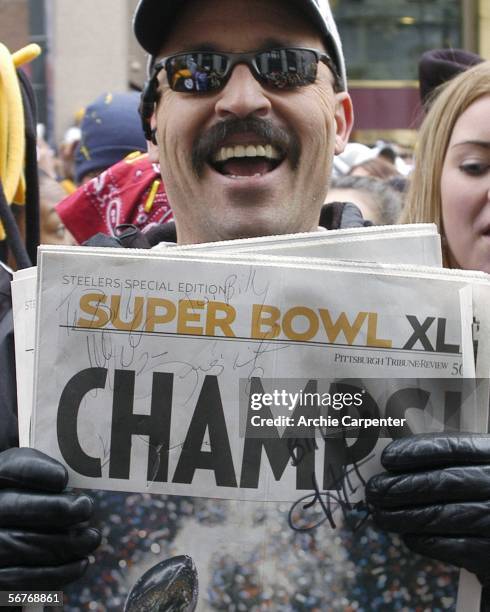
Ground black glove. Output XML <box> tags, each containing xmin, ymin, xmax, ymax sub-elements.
<box><xmin>366</xmin><ymin>433</ymin><xmax>490</xmax><ymax>587</ymax></box>
<box><xmin>0</xmin><ymin>447</ymin><xmax>101</xmax><ymax>589</ymax></box>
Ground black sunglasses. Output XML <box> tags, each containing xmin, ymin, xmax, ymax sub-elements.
<box><xmin>140</xmin><ymin>47</ymin><xmax>339</xmax><ymax>141</ymax></box>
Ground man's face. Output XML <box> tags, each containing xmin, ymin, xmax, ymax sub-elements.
<box><xmin>150</xmin><ymin>0</ymin><xmax>353</xmax><ymax>244</ymax></box>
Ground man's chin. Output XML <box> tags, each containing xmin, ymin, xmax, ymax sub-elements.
<box><xmin>222</xmin><ymin>225</ymin><xmax>278</xmax><ymax>241</ymax></box>
<box><xmin>210</xmin><ymin>211</ymin><xmax>313</xmax><ymax>242</ymax></box>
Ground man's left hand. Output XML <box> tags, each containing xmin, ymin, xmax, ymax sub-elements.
<box><xmin>366</xmin><ymin>433</ymin><xmax>490</xmax><ymax>586</ymax></box>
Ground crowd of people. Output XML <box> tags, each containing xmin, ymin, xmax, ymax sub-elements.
<box><xmin>0</xmin><ymin>0</ymin><xmax>490</xmax><ymax>610</ymax></box>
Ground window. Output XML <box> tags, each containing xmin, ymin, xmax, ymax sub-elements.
<box><xmin>332</xmin><ymin>0</ymin><xmax>462</xmax><ymax>80</ymax></box>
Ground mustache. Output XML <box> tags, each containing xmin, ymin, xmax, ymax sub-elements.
<box><xmin>191</xmin><ymin>117</ymin><xmax>301</xmax><ymax>176</ymax></box>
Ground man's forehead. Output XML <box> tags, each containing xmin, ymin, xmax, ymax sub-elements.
<box><xmin>158</xmin><ymin>0</ymin><xmax>326</xmax><ymax>56</ymax></box>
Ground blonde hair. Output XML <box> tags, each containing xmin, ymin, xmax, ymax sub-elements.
<box><xmin>401</xmin><ymin>60</ymin><xmax>490</xmax><ymax>265</ymax></box>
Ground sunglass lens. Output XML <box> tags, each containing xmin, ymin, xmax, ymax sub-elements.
<box><xmin>166</xmin><ymin>49</ymin><xmax>319</xmax><ymax>92</ymax></box>
<box><xmin>167</xmin><ymin>53</ymin><xmax>228</xmax><ymax>92</ymax></box>
<box><xmin>258</xmin><ymin>49</ymin><xmax>318</xmax><ymax>88</ymax></box>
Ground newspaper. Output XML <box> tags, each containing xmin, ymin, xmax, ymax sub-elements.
<box><xmin>156</xmin><ymin>223</ymin><xmax>438</xmax><ymax>251</ymax></box>
<box><xmin>11</xmin><ymin>226</ymin><xmax>443</xmax><ymax>455</ymax></box>
<box><xmin>10</xmin><ymin>266</ymin><xmax>36</xmax><ymax>447</ymax></box>
<box><xmin>154</xmin><ymin>223</ymin><xmax>443</xmax><ymax>266</ymax></box>
<box><xmin>24</xmin><ymin>244</ymin><xmax>490</xmax><ymax>611</ymax></box>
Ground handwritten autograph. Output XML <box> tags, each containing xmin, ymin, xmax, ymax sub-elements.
<box><xmin>288</xmin><ymin>452</ymin><xmax>373</xmax><ymax>533</ymax></box>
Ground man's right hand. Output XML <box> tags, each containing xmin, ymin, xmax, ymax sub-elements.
<box><xmin>0</xmin><ymin>447</ymin><xmax>101</xmax><ymax>589</ymax></box>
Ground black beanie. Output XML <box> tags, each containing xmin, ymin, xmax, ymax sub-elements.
<box><xmin>419</xmin><ymin>48</ymin><xmax>483</xmax><ymax>106</ymax></box>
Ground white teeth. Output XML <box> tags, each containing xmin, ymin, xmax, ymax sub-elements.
<box><xmin>264</xmin><ymin>144</ymin><xmax>280</xmax><ymax>159</ymax></box>
<box><xmin>212</xmin><ymin>144</ymin><xmax>282</xmax><ymax>163</ymax></box>
<box><xmin>228</xmin><ymin>173</ymin><xmax>265</xmax><ymax>179</ymax></box>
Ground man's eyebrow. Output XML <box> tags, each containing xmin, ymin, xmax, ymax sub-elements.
<box><xmin>257</xmin><ymin>38</ymin><xmax>297</xmax><ymax>50</ymax></box>
<box><xmin>178</xmin><ymin>43</ymin><xmax>218</xmax><ymax>53</ymax></box>
<box><xmin>176</xmin><ymin>38</ymin><xmax>298</xmax><ymax>54</ymax></box>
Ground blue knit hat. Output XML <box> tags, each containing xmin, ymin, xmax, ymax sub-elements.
<box><xmin>74</xmin><ymin>92</ymin><xmax>147</xmax><ymax>183</ymax></box>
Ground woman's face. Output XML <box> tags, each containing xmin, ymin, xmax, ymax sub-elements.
<box><xmin>441</xmin><ymin>94</ymin><xmax>490</xmax><ymax>272</ymax></box>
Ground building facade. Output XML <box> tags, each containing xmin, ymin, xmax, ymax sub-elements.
<box><xmin>332</xmin><ymin>0</ymin><xmax>487</xmax><ymax>145</ymax></box>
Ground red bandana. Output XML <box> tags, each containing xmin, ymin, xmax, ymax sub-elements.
<box><xmin>56</xmin><ymin>153</ymin><xmax>173</xmax><ymax>244</ymax></box>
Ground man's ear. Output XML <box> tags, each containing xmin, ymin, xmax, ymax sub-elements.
<box><xmin>333</xmin><ymin>92</ymin><xmax>354</xmax><ymax>155</ymax></box>
<box><xmin>147</xmin><ymin>115</ymin><xmax>159</xmax><ymax>162</ymax></box>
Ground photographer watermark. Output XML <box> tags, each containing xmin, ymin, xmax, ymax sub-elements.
<box><xmin>239</xmin><ymin>377</ymin><xmax>487</xmax><ymax>439</ymax></box>
<box><xmin>248</xmin><ymin>387</ymin><xmax>406</xmax><ymax>430</ymax></box>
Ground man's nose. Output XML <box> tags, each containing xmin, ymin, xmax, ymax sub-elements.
<box><xmin>214</xmin><ymin>64</ymin><xmax>272</xmax><ymax>119</ymax></box>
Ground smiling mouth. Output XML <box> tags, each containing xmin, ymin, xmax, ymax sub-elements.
<box><xmin>209</xmin><ymin>143</ymin><xmax>285</xmax><ymax>178</ymax></box>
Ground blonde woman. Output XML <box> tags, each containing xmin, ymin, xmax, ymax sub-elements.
<box><xmin>367</xmin><ymin>60</ymin><xmax>490</xmax><ymax>603</ymax></box>
<box><xmin>401</xmin><ymin>60</ymin><xmax>490</xmax><ymax>271</ymax></box>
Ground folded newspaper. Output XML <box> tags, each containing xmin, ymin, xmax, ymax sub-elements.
<box><xmin>13</xmin><ymin>228</ymin><xmax>490</xmax><ymax>611</ymax></box>
<box><xmin>154</xmin><ymin>223</ymin><xmax>443</xmax><ymax>267</ymax></box>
